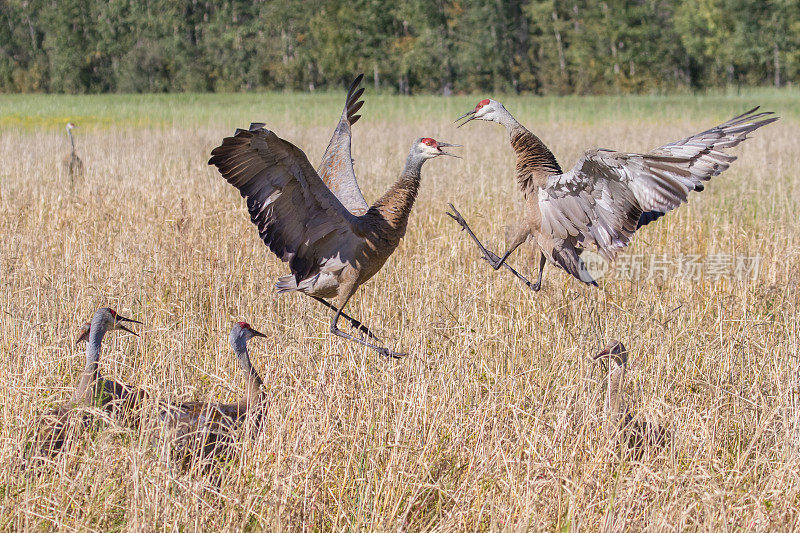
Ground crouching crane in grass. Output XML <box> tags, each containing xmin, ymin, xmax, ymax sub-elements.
<box><xmin>448</xmin><ymin>102</ymin><xmax>777</xmax><ymax>290</ymax></box>
<box><xmin>594</xmin><ymin>340</ymin><xmax>666</xmax><ymax>457</ymax></box>
<box><xmin>158</xmin><ymin>322</ymin><xmax>266</xmax><ymax>470</ymax></box>
<box><xmin>209</xmin><ymin>74</ymin><xmax>459</xmax><ymax>358</ymax></box>
<box><xmin>32</xmin><ymin>308</ymin><xmax>142</xmax><ymax>458</ymax></box>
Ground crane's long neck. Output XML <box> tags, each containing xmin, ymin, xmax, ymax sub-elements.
<box><xmin>72</xmin><ymin>323</ymin><xmax>107</xmax><ymax>403</ymax></box>
<box><xmin>496</xmin><ymin>108</ymin><xmax>561</xmax><ymax>193</ymax></box>
<box><xmin>605</xmin><ymin>363</ymin><xmax>627</xmax><ymax>436</ymax></box>
<box><xmin>68</xmin><ymin>129</ymin><xmax>76</xmax><ymax>155</ymax></box>
<box><xmin>367</xmin><ymin>154</ymin><xmax>425</xmax><ymax>247</ymax></box>
<box><xmin>233</xmin><ymin>339</ymin><xmax>264</xmax><ymax>411</ymax></box>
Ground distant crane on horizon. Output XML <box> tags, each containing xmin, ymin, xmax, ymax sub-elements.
<box><xmin>158</xmin><ymin>321</ymin><xmax>267</xmax><ymax>469</ymax></box>
<box><xmin>448</xmin><ymin>101</ymin><xmax>777</xmax><ymax>291</ymax></box>
<box><xmin>209</xmin><ymin>74</ymin><xmax>459</xmax><ymax>358</ymax></box>
<box><xmin>33</xmin><ymin>308</ymin><xmax>142</xmax><ymax>457</ymax></box>
<box><xmin>64</xmin><ymin>122</ymin><xmax>84</xmax><ymax>184</ymax></box>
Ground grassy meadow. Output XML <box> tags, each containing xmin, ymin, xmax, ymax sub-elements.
<box><xmin>1</xmin><ymin>89</ymin><xmax>799</xmax><ymax>530</ymax></box>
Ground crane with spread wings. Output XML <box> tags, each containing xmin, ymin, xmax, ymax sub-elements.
<box><xmin>209</xmin><ymin>75</ymin><xmax>459</xmax><ymax>358</ymax></box>
<box><xmin>448</xmin><ymin>101</ymin><xmax>776</xmax><ymax>290</ymax></box>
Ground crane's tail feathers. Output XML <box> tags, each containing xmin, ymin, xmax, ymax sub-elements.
<box><xmin>343</xmin><ymin>74</ymin><xmax>365</xmax><ymax>125</ymax></box>
<box><xmin>275</xmin><ymin>275</ymin><xmax>299</xmax><ymax>293</ymax></box>
<box><xmin>555</xmin><ymin>247</ymin><xmax>600</xmax><ymax>287</ymax></box>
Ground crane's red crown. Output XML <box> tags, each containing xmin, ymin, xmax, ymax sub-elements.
<box><xmin>237</xmin><ymin>321</ymin><xmax>251</xmax><ymax>329</ymax></box>
<box><xmin>476</xmin><ymin>99</ymin><xmax>491</xmax><ymax>110</ymax></box>
<box><xmin>421</xmin><ymin>138</ymin><xmax>437</xmax><ymax>147</ymax></box>
<box><xmin>108</xmin><ymin>309</ymin><xmax>117</xmax><ymax>318</ymax></box>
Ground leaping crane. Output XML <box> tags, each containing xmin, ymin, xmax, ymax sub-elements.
<box><xmin>209</xmin><ymin>75</ymin><xmax>459</xmax><ymax>358</ymax></box>
<box><xmin>448</xmin><ymin>101</ymin><xmax>776</xmax><ymax>291</ymax></box>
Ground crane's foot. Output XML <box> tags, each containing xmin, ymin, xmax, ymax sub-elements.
<box><xmin>480</xmin><ymin>249</ymin><xmax>505</xmax><ymax>270</ymax></box>
<box><xmin>527</xmin><ymin>280</ymin><xmax>541</xmax><ymax>292</ymax></box>
<box><xmin>377</xmin><ymin>347</ymin><xmax>406</xmax><ymax>359</ymax></box>
<box><xmin>446</xmin><ymin>203</ymin><xmax>469</xmax><ymax>229</ymax></box>
<box><xmin>447</xmin><ymin>203</ymin><xmax>537</xmax><ymax>291</ymax></box>
<box><xmin>447</xmin><ymin>204</ymin><xmax>500</xmax><ymax>266</ymax></box>
<box><xmin>310</xmin><ymin>296</ymin><xmax>381</xmax><ymax>342</ymax></box>
<box><xmin>330</xmin><ymin>322</ymin><xmax>405</xmax><ymax>360</ymax></box>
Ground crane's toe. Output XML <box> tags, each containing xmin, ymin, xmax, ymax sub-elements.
<box><xmin>378</xmin><ymin>347</ymin><xmax>406</xmax><ymax>359</ymax></box>
<box><xmin>446</xmin><ymin>203</ymin><xmax>467</xmax><ymax>228</ymax></box>
<box><xmin>480</xmin><ymin>250</ymin><xmax>503</xmax><ymax>269</ymax></box>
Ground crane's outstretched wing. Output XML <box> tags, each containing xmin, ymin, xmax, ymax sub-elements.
<box><xmin>539</xmin><ymin>107</ymin><xmax>777</xmax><ymax>263</ymax></box>
<box><xmin>317</xmin><ymin>74</ymin><xmax>370</xmax><ymax>216</ymax></box>
<box><xmin>209</xmin><ymin>124</ymin><xmax>364</xmax><ymax>283</ymax></box>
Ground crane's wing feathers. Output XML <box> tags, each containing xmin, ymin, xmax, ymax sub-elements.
<box><xmin>209</xmin><ymin>126</ymin><xmax>363</xmax><ymax>284</ymax></box>
<box><xmin>317</xmin><ymin>74</ymin><xmax>370</xmax><ymax>215</ymax></box>
<box><xmin>539</xmin><ymin>108</ymin><xmax>776</xmax><ymax>262</ymax></box>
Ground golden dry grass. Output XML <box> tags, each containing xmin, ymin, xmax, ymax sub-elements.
<box><xmin>1</xmin><ymin>93</ymin><xmax>799</xmax><ymax>530</ymax></box>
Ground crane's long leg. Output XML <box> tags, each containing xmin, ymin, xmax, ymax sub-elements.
<box><xmin>329</xmin><ymin>293</ymin><xmax>405</xmax><ymax>359</ymax></box>
<box><xmin>531</xmin><ymin>251</ymin><xmax>546</xmax><ymax>291</ymax></box>
<box><xmin>446</xmin><ymin>203</ymin><xmax>538</xmax><ymax>290</ymax></box>
<box><xmin>309</xmin><ymin>296</ymin><xmax>380</xmax><ymax>342</ymax></box>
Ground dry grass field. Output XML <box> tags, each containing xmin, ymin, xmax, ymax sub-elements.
<box><xmin>1</xmin><ymin>90</ymin><xmax>799</xmax><ymax>530</ymax></box>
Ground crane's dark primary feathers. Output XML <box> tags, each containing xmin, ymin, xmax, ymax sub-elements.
<box><xmin>345</xmin><ymin>73</ymin><xmax>365</xmax><ymax>125</ymax></box>
<box><xmin>209</xmin><ymin>126</ymin><xmax>359</xmax><ymax>285</ymax></box>
<box><xmin>637</xmin><ymin>210</ymin><xmax>666</xmax><ymax>228</ymax></box>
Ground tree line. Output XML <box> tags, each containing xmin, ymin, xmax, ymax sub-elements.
<box><xmin>1</xmin><ymin>0</ymin><xmax>797</xmax><ymax>95</ymax></box>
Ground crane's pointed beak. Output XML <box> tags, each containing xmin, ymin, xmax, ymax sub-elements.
<box><xmin>115</xmin><ymin>314</ymin><xmax>142</xmax><ymax>325</ymax></box>
<box><xmin>76</xmin><ymin>324</ymin><xmax>91</xmax><ymax>345</ymax></box>
<box><xmin>437</xmin><ymin>142</ymin><xmax>462</xmax><ymax>158</ymax></box>
<box><xmin>250</xmin><ymin>328</ymin><xmax>267</xmax><ymax>339</ymax></box>
<box><xmin>117</xmin><ymin>324</ymin><xmax>139</xmax><ymax>336</ymax></box>
<box><xmin>593</xmin><ymin>347</ymin><xmax>610</xmax><ymax>360</ymax></box>
<box><xmin>114</xmin><ymin>314</ymin><xmax>142</xmax><ymax>336</ymax></box>
<box><xmin>455</xmin><ymin>110</ymin><xmax>476</xmax><ymax>128</ymax></box>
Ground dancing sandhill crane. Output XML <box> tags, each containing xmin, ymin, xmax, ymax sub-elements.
<box><xmin>63</xmin><ymin>122</ymin><xmax>84</xmax><ymax>182</ymax></box>
<box><xmin>448</xmin><ymin>102</ymin><xmax>777</xmax><ymax>290</ymax></box>
<box><xmin>159</xmin><ymin>322</ymin><xmax>266</xmax><ymax>469</ymax></box>
<box><xmin>594</xmin><ymin>340</ymin><xmax>666</xmax><ymax>456</ymax></box>
<box><xmin>33</xmin><ymin>308</ymin><xmax>142</xmax><ymax>456</ymax></box>
<box><xmin>209</xmin><ymin>75</ymin><xmax>459</xmax><ymax>358</ymax></box>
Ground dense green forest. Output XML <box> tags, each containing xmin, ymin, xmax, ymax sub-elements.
<box><xmin>1</xmin><ymin>0</ymin><xmax>798</xmax><ymax>95</ymax></box>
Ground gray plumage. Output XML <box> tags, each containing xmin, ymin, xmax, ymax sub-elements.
<box><xmin>64</xmin><ymin>122</ymin><xmax>84</xmax><ymax>181</ymax></box>
<box><xmin>450</xmin><ymin>101</ymin><xmax>777</xmax><ymax>289</ymax></box>
<box><xmin>594</xmin><ymin>340</ymin><xmax>666</xmax><ymax>456</ymax></box>
<box><xmin>158</xmin><ymin>322</ymin><xmax>266</xmax><ymax>470</ymax></box>
<box><xmin>32</xmin><ymin>308</ymin><xmax>142</xmax><ymax>458</ymax></box>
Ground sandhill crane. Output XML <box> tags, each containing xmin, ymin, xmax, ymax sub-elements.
<box><xmin>209</xmin><ymin>75</ymin><xmax>459</xmax><ymax>358</ymax></box>
<box><xmin>63</xmin><ymin>122</ymin><xmax>84</xmax><ymax>182</ymax></box>
<box><xmin>448</xmin><ymin>102</ymin><xmax>777</xmax><ymax>290</ymax></box>
<box><xmin>158</xmin><ymin>322</ymin><xmax>266</xmax><ymax>469</ymax></box>
<box><xmin>594</xmin><ymin>340</ymin><xmax>666</xmax><ymax>456</ymax></box>
<box><xmin>33</xmin><ymin>308</ymin><xmax>142</xmax><ymax>456</ymax></box>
